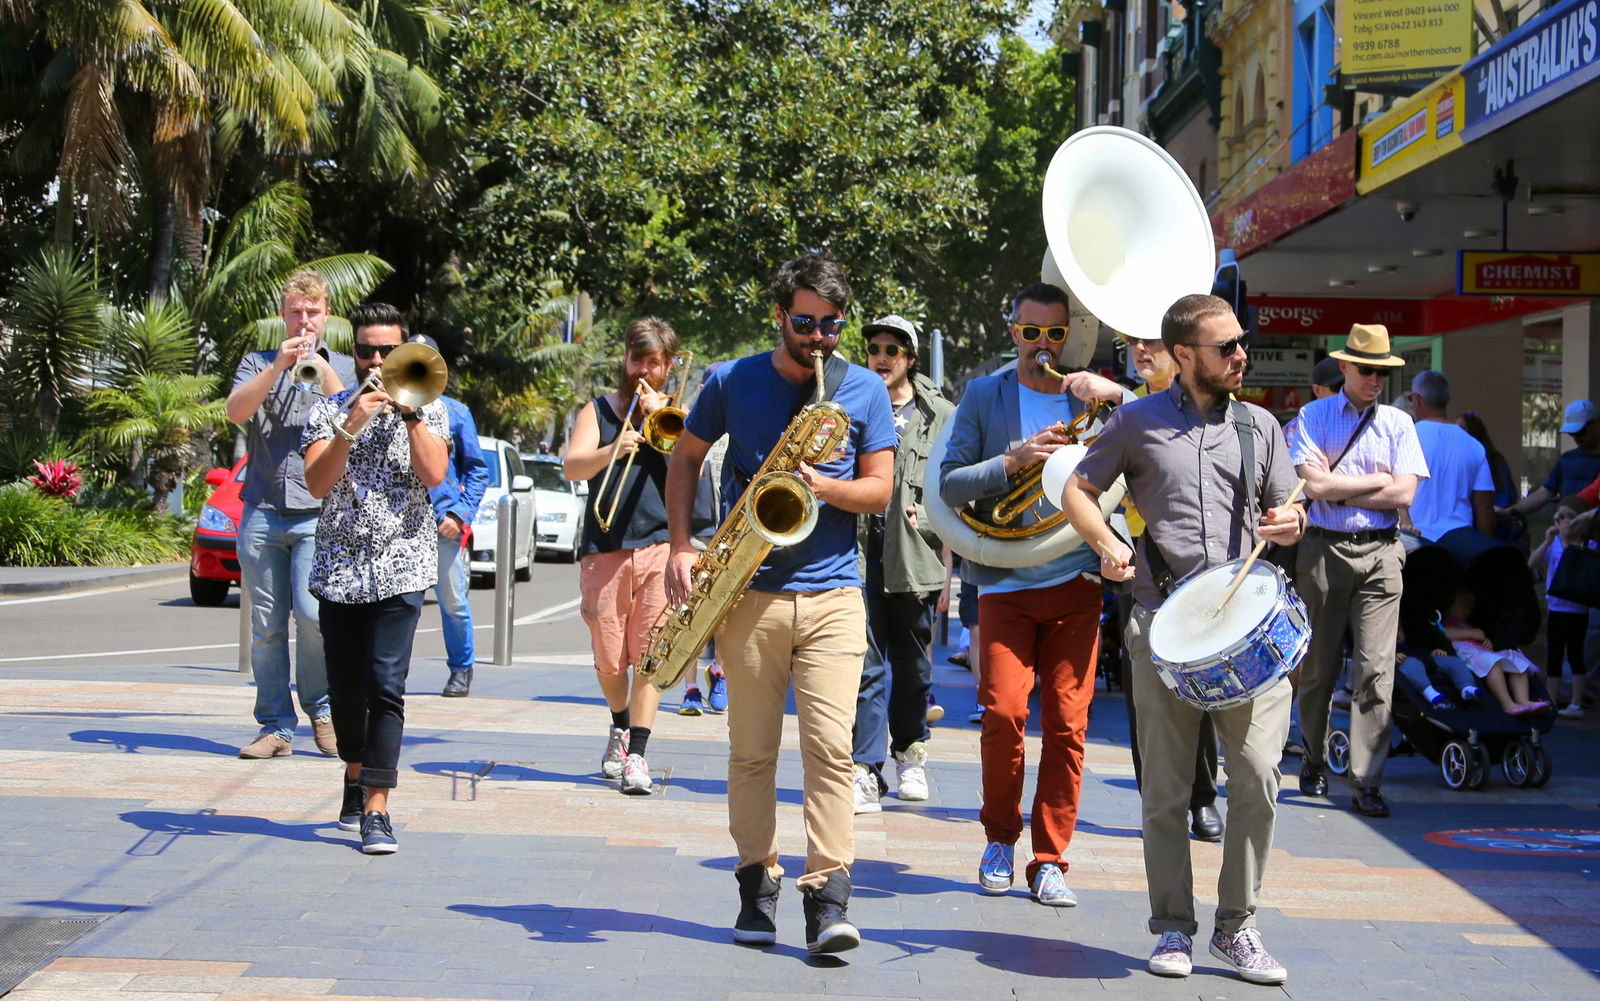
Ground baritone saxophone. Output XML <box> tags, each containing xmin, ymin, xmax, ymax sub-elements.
<box><xmin>636</xmin><ymin>351</ymin><xmax>851</xmax><ymax>690</ymax></box>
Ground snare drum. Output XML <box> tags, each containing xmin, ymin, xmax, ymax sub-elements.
<box><xmin>1147</xmin><ymin>559</ymin><xmax>1310</xmax><ymax>711</ymax></box>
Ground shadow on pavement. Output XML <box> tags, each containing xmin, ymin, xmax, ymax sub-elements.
<box><xmin>865</xmin><ymin>925</ymin><xmax>1140</xmax><ymax>980</ymax></box>
<box><xmin>72</xmin><ymin>729</ymin><xmax>241</xmax><ymax>756</ymax></box>
<box><xmin>118</xmin><ymin>809</ymin><xmax>345</xmax><ymax>852</ymax></box>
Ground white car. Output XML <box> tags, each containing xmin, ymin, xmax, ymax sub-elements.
<box><xmin>521</xmin><ymin>453</ymin><xmax>588</xmax><ymax>562</ymax></box>
<box><xmin>470</xmin><ymin>436</ymin><xmax>537</xmax><ymax>583</ymax></box>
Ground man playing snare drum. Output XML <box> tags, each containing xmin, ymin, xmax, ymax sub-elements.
<box><xmin>1061</xmin><ymin>293</ymin><xmax>1305</xmax><ymax>985</ymax></box>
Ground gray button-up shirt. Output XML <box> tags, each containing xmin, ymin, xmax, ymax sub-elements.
<box><xmin>1074</xmin><ymin>382</ymin><xmax>1298</xmax><ymax>611</ymax></box>
<box><xmin>232</xmin><ymin>347</ymin><xmax>357</xmax><ymax>512</ymax></box>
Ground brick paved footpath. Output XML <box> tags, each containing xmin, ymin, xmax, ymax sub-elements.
<box><xmin>1</xmin><ymin>643</ymin><xmax>1597</xmax><ymax>1001</ymax></box>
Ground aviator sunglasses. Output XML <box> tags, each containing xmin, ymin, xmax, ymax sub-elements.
<box><xmin>864</xmin><ymin>342</ymin><xmax>908</xmax><ymax>358</ymax></box>
<box><xmin>353</xmin><ymin>343</ymin><xmax>399</xmax><ymax>360</ymax></box>
<box><xmin>1179</xmin><ymin>337</ymin><xmax>1247</xmax><ymax>357</ymax></box>
<box><xmin>784</xmin><ymin>310</ymin><xmax>847</xmax><ymax>338</ymax></box>
<box><xmin>1010</xmin><ymin>322</ymin><xmax>1070</xmax><ymax>343</ymax></box>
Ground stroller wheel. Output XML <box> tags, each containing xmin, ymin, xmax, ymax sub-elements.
<box><xmin>1440</xmin><ymin>739</ymin><xmax>1476</xmax><ymax>790</ymax></box>
<box><xmin>1468</xmin><ymin>743</ymin><xmax>1492</xmax><ymax>789</ymax></box>
<box><xmin>1325</xmin><ymin>729</ymin><xmax>1352</xmax><ymax>776</ymax></box>
<box><xmin>1528</xmin><ymin>745</ymin><xmax>1553</xmax><ymax>788</ymax></box>
<box><xmin>1502</xmin><ymin>739</ymin><xmax>1535</xmax><ymax>787</ymax></box>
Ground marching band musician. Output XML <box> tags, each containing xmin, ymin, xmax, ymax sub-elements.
<box><xmin>664</xmin><ymin>254</ymin><xmax>895</xmax><ymax>954</ymax></box>
<box><xmin>936</xmin><ymin>282</ymin><xmax>1130</xmax><ymax>909</ymax></box>
<box><xmin>563</xmin><ymin>318</ymin><xmax>682</xmax><ymax>796</ymax></box>
<box><xmin>1061</xmin><ymin>293</ymin><xmax>1304</xmax><ymax>984</ymax></box>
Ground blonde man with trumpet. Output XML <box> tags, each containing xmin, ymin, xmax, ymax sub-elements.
<box><xmin>937</xmin><ymin>281</ymin><xmax>1129</xmax><ymax>908</ymax></box>
<box><xmin>1062</xmin><ymin>293</ymin><xmax>1303</xmax><ymax>984</ymax></box>
<box><xmin>302</xmin><ymin>302</ymin><xmax>449</xmax><ymax>854</ymax></box>
<box><xmin>564</xmin><ymin>318</ymin><xmax>681</xmax><ymax>795</ymax></box>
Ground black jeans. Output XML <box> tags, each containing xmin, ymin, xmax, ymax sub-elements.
<box><xmin>853</xmin><ymin>557</ymin><xmax>936</xmax><ymax>780</ymax></box>
<box><xmin>319</xmin><ymin>590</ymin><xmax>424</xmax><ymax>789</ymax></box>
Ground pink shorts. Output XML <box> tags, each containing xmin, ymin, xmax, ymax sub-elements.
<box><xmin>579</xmin><ymin>542</ymin><xmax>670</xmax><ymax>676</ymax></box>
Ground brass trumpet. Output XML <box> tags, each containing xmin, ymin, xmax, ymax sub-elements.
<box><xmin>336</xmin><ymin>341</ymin><xmax>448</xmax><ymax>437</ymax></box>
<box><xmin>592</xmin><ymin>352</ymin><xmax>693</xmax><ymax>533</ymax></box>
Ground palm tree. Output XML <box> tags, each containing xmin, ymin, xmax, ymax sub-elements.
<box><xmin>0</xmin><ymin>246</ymin><xmax>103</xmax><ymax>435</ymax></box>
<box><xmin>86</xmin><ymin>373</ymin><xmax>227</xmax><ymax>512</ymax></box>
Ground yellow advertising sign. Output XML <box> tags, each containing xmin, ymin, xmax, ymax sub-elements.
<box><xmin>1458</xmin><ymin>251</ymin><xmax>1600</xmax><ymax>296</ymax></box>
<box><xmin>1342</xmin><ymin>0</ymin><xmax>1474</xmax><ymax>87</ymax></box>
<box><xmin>1357</xmin><ymin>73</ymin><xmax>1465</xmax><ymax>193</ymax></box>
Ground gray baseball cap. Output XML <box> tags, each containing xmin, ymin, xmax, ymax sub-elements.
<box><xmin>862</xmin><ymin>314</ymin><xmax>918</xmax><ymax>355</ymax></box>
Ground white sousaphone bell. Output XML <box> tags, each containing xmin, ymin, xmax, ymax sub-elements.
<box><xmin>926</xmin><ymin>125</ymin><xmax>1217</xmax><ymax>568</ymax></box>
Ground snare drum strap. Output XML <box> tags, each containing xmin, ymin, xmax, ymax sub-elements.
<box><xmin>1144</xmin><ymin>402</ymin><xmax>1259</xmax><ymax>598</ymax></box>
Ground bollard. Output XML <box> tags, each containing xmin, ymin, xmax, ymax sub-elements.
<box><xmin>237</xmin><ymin>586</ymin><xmax>253</xmax><ymax>674</ymax></box>
<box><xmin>492</xmin><ymin>492</ymin><xmax>517</xmax><ymax>666</ymax></box>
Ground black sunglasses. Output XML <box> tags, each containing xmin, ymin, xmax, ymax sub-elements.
<box><xmin>1353</xmin><ymin>363</ymin><xmax>1386</xmax><ymax>377</ymax></box>
<box><xmin>1011</xmin><ymin>323</ymin><xmax>1070</xmax><ymax>343</ymax></box>
<box><xmin>865</xmin><ymin>342</ymin><xmax>908</xmax><ymax>358</ymax></box>
<box><xmin>353</xmin><ymin>342</ymin><xmax>399</xmax><ymax>359</ymax></box>
<box><xmin>1180</xmin><ymin>337</ymin><xmax>1246</xmax><ymax>356</ymax></box>
<box><xmin>784</xmin><ymin>310</ymin><xmax>846</xmax><ymax>338</ymax></box>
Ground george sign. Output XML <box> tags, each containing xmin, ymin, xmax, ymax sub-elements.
<box><xmin>1458</xmin><ymin>251</ymin><xmax>1600</xmax><ymax>296</ymax></box>
<box><xmin>1462</xmin><ymin>0</ymin><xmax>1600</xmax><ymax>140</ymax></box>
<box><xmin>1255</xmin><ymin>297</ymin><xmax>1422</xmax><ymax>337</ymax></box>
<box><xmin>1341</xmin><ymin>0</ymin><xmax>1475</xmax><ymax>87</ymax></box>
<box><xmin>1244</xmin><ymin>347</ymin><xmax>1315</xmax><ymax>387</ymax></box>
<box><xmin>1357</xmin><ymin>73</ymin><xmax>1466</xmax><ymax>194</ymax></box>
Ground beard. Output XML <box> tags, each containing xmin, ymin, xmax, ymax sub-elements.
<box><xmin>784</xmin><ymin>335</ymin><xmax>833</xmax><ymax>372</ymax></box>
<box><xmin>1190</xmin><ymin>360</ymin><xmax>1243</xmax><ymax>398</ymax></box>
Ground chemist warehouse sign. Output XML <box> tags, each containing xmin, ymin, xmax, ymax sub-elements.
<box><xmin>1462</xmin><ymin>0</ymin><xmax>1600</xmax><ymax>140</ymax></box>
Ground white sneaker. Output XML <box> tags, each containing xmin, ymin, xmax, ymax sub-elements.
<box><xmin>852</xmin><ymin>762</ymin><xmax>882</xmax><ymax>814</ymax></box>
<box><xmin>620</xmin><ymin>753</ymin><xmax>653</xmax><ymax>795</ymax></box>
<box><xmin>601</xmin><ymin>727</ymin><xmax>628</xmax><ymax>779</ymax></box>
<box><xmin>893</xmin><ymin>741</ymin><xmax>929</xmax><ymax>801</ymax></box>
<box><xmin>1559</xmin><ymin>703</ymin><xmax>1584</xmax><ymax>718</ymax></box>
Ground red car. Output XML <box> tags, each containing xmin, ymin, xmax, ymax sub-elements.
<box><xmin>190</xmin><ymin>455</ymin><xmax>247</xmax><ymax>606</ymax></box>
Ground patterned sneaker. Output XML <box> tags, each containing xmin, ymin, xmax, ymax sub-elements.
<box><xmin>893</xmin><ymin>741</ymin><xmax>929</xmax><ymax>801</ymax></box>
<box><xmin>679</xmin><ymin>687</ymin><xmax>705</xmax><ymax>716</ymax></box>
<box><xmin>601</xmin><ymin>727</ymin><xmax>629</xmax><ymax>779</ymax></box>
<box><xmin>978</xmin><ymin>841</ymin><xmax>1014</xmax><ymax>894</ymax></box>
<box><xmin>337</xmin><ymin>779</ymin><xmax>364</xmax><ymax>832</ymax></box>
<box><xmin>359</xmin><ymin>811</ymin><xmax>397</xmax><ymax>855</ymax></box>
<box><xmin>707</xmin><ymin>672</ymin><xmax>728</xmax><ymax>713</ymax></box>
<box><xmin>1148</xmin><ymin>931</ymin><xmax>1193</xmax><ymax>977</ymax></box>
<box><xmin>1209</xmin><ymin>928</ymin><xmax>1288</xmax><ymax>984</ymax></box>
<box><xmin>1028</xmin><ymin>862</ymin><xmax>1077</xmax><ymax>907</ymax></box>
<box><xmin>852</xmin><ymin>762</ymin><xmax>882</xmax><ymax>814</ymax></box>
<box><xmin>620</xmin><ymin>753</ymin><xmax>653</xmax><ymax>795</ymax></box>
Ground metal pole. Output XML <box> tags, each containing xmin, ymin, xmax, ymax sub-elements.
<box><xmin>236</xmin><ymin>586</ymin><xmax>252</xmax><ymax>674</ymax></box>
<box><xmin>492</xmin><ymin>492</ymin><xmax>517</xmax><ymax>666</ymax></box>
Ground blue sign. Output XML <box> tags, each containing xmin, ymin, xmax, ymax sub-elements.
<box><xmin>1462</xmin><ymin>0</ymin><xmax>1600</xmax><ymax>140</ymax></box>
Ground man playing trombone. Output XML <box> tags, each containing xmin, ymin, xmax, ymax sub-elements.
<box><xmin>563</xmin><ymin>318</ymin><xmax>682</xmax><ymax>795</ymax></box>
<box><xmin>302</xmin><ymin>302</ymin><xmax>449</xmax><ymax>854</ymax></box>
<box><xmin>937</xmin><ymin>282</ymin><xmax>1128</xmax><ymax>908</ymax></box>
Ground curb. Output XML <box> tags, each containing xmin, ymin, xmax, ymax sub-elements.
<box><xmin>0</xmin><ymin>562</ymin><xmax>190</xmax><ymax>598</ymax></box>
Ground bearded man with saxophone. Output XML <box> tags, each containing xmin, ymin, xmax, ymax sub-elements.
<box><xmin>937</xmin><ymin>281</ymin><xmax>1130</xmax><ymax>908</ymax></box>
<box><xmin>563</xmin><ymin>318</ymin><xmax>681</xmax><ymax>795</ymax></box>
<box><xmin>664</xmin><ymin>254</ymin><xmax>895</xmax><ymax>955</ymax></box>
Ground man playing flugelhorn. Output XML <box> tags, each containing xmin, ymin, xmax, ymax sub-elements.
<box><xmin>563</xmin><ymin>318</ymin><xmax>680</xmax><ymax>795</ymax></box>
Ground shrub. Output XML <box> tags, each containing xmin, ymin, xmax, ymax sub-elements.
<box><xmin>0</xmin><ymin>485</ymin><xmax>188</xmax><ymax>567</ymax></box>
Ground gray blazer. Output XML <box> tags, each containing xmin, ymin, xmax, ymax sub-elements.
<box><xmin>937</xmin><ymin>367</ymin><xmax>1100</xmax><ymax>587</ymax></box>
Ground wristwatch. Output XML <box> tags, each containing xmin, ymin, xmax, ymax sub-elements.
<box><xmin>401</xmin><ymin>411</ymin><xmax>422</xmax><ymax>423</ymax></box>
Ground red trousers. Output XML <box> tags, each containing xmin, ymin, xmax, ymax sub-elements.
<box><xmin>977</xmin><ymin>575</ymin><xmax>1100</xmax><ymax>882</ymax></box>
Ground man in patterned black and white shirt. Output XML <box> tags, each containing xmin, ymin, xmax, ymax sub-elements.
<box><xmin>302</xmin><ymin>302</ymin><xmax>449</xmax><ymax>854</ymax></box>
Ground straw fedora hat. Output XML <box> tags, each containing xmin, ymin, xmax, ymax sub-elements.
<box><xmin>1328</xmin><ymin>323</ymin><xmax>1404</xmax><ymax>367</ymax></box>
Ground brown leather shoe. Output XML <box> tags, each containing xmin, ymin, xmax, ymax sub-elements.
<box><xmin>311</xmin><ymin>718</ymin><xmax>338</xmax><ymax>757</ymax></box>
<box><xmin>238</xmin><ymin>733</ymin><xmax>292</xmax><ymax>759</ymax></box>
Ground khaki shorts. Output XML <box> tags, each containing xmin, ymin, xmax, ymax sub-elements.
<box><xmin>579</xmin><ymin>542</ymin><xmax>670</xmax><ymax>676</ymax></box>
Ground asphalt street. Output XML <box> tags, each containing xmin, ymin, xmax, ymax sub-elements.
<box><xmin>1</xmin><ymin>559</ymin><xmax>1598</xmax><ymax>1001</ymax></box>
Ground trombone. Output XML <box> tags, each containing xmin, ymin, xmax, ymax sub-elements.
<box><xmin>592</xmin><ymin>351</ymin><xmax>693</xmax><ymax>533</ymax></box>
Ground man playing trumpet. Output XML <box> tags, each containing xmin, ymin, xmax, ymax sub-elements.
<box><xmin>937</xmin><ymin>281</ymin><xmax>1129</xmax><ymax>908</ymax></box>
<box><xmin>563</xmin><ymin>319</ymin><xmax>681</xmax><ymax>795</ymax></box>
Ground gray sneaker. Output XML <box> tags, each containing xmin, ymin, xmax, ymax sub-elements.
<box><xmin>1028</xmin><ymin>862</ymin><xmax>1077</xmax><ymax>907</ymax></box>
<box><xmin>978</xmin><ymin>841</ymin><xmax>1014</xmax><ymax>894</ymax></box>
<box><xmin>1209</xmin><ymin>928</ymin><xmax>1287</xmax><ymax>984</ymax></box>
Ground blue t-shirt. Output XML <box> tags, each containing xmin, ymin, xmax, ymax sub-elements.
<box><xmin>686</xmin><ymin>351</ymin><xmax>896</xmax><ymax>591</ymax></box>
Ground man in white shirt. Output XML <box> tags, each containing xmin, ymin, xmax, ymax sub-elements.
<box><xmin>1405</xmin><ymin>370</ymin><xmax>1494</xmax><ymax>546</ymax></box>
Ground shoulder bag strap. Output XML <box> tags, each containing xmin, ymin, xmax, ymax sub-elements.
<box><xmin>1328</xmin><ymin>405</ymin><xmax>1377</xmax><ymax>473</ymax></box>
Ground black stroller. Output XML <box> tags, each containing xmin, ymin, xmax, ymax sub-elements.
<box><xmin>1324</xmin><ymin>527</ymin><xmax>1555</xmax><ymax>790</ymax></box>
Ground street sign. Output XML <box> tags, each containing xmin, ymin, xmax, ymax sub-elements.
<box><xmin>1457</xmin><ymin>251</ymin><xmax>1600</xmax><ymax>296</ymax></box>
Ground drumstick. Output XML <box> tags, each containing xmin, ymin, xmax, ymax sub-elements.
<box><xmin>1093</xmin><ymin>540</ymin><xmax>1129</xmax><ymax>570</ymax></box>
<box><xmin>1214</xmin><ymin>478</ymin><xmax>1306</xmax><ymax>614</ymax></box>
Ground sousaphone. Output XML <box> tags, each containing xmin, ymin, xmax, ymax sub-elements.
<box><xmin>926</xmin><ymin>126</ymin><xmax>1216</xmax><ymax>568</ymax></box>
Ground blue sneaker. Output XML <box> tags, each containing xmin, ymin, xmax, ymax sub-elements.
<box><xmin>707</xmin><ymin>672</ymin><xmax>728</xmax><ymax>713</ymax></box>
<box><xmin>679</xmin><ymin>687</ymin><xmax>705</xmax><ymax>716</ymax></box>
<box><xmin>1029</xmin><ymin>862</ymin><xmax>1077</xmax><ymax>907</ymax></box>
<box><xmin>978</xmin><ymin>841</ymin><xmax>1014</xmax><ymax>894</ymax></box>
<box><xmin>360</xmin><ymin>811</ymin><xmax>397</xmax><ymax>855</ymax></box>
